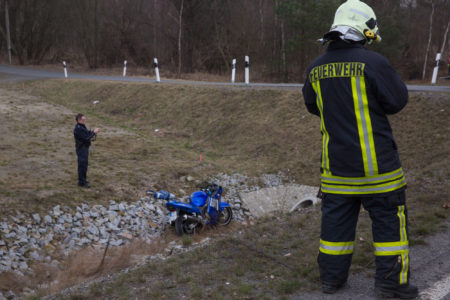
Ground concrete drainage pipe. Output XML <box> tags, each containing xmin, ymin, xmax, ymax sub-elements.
<box><xmin>289</xmin><ymin>196</ymin><xmax>321</xmax><ymax>213</ymax></box>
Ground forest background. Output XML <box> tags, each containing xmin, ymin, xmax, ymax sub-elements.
<box><xmin>0</xmin><ymin>0</ymin><xmax>449</xmax><ymax>82</ymax></box>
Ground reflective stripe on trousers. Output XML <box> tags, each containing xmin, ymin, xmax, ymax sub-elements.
<box><xmin>372</xmin><ymin>205</ymin><xmax>409</xmax><ymax>284</ymax></box>
<box><xmin>319</xmin><ymin>239</ymin><xmax>354</xmax><ymax>255</ymax></box>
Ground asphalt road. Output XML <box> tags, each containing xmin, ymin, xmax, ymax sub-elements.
<box><xmin>1</xmin><ymin>64</ymin><xmax>450</xmax><ymax>92</ymax></box>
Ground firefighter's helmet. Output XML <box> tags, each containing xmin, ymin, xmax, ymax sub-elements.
<box><xmin>324</xmin><ymin>0</ymin><xmax>381</xmax><ymax>44</ymax></box>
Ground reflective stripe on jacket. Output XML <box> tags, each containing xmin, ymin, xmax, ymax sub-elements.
<box><xmin>302</xmin><ymin>40</ymin><xmax>408</xmax><ymax>196</ymax></box>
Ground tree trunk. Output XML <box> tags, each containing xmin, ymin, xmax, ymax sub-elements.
<box><xmin>93</xmin><ymin>0</ymin><xmax>98</xmax><ymax>68</ymax></box>
<box><xmin>177</xmin><ymin>0</ymin><xmax>184</xmax><ymax>78</ymax></box>
<box><xmin>422</xmin><ymin>0</ymin><xmax>434</xmax><ymax>80</ymax></box>
<box><xmin>438</xmin><ymin>18</ymin><xmax>450</xmax><ymax>55</ymax></box>
<box><xmin>153</xmin><ymin>0</ymin><xmax>158</xmax><ymax>58</ymax></box>
<box><xmin>281</xmin><ymin>20</ymin><xmax>287</xmax><ymax>82</ymax></box>
<box><xmin>5</xmin><ymin>0</ymin><xmax>12</xmax><ymax>64</ymax></box>
<box><xmin>259</xmin><ymin>0</ymin><xmax>264</xmax><ymax>46</ymax></box>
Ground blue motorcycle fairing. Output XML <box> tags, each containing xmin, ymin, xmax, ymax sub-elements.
<box><xmin>190</xmin><ymin>191</ymin><xmax>208</xmax><ymax>207</ymax></box>
<box><xmin>219</xmin><ymin>202</ymin><xmax>231</xmax><ymax>209</ymax></box>
<box><xmin>166</xmin><ymin>201</ymin><xmax>201</xmax><ymax>214</ymax></box>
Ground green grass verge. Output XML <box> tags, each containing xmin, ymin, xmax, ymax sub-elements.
<box><xmin>0</xmin><ymin>80</ymin><xmax>448</xmax><ymax>298</ymax></box>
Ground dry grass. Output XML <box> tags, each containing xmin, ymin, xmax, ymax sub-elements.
<box><xmin>0</xmin><ymin>79</ymin><xmax>448</xmax><ymax>298</ymax></box>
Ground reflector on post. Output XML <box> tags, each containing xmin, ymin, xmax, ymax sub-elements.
<box><xmin>245</xmin><ymin>56</ymin><xmax>249</xmax><ymax>85</ymax></box>
<box><xmin>63</xmin><ymin>61</ymin><xmax>68</xmax><ymax>78</ymax></box>
<box><xmin>231</xmin><ymin>59</ymin><xmax>236</xmax><ymax>83</ymax></box>
<box><xmin>153</xmin><ymin>58</ymin><xmax>160</xmax><ymax>82</ymax></box>
<box><xmin>123</xmin><ymin>60</ymin><xmax>127</xmax><ymax>77</ymax></box>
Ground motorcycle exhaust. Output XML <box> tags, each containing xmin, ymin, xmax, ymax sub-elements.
<box><xmin>184</xmin><ymin>214</ymin><xmax>204</xmax><ymax>224</ymax></box>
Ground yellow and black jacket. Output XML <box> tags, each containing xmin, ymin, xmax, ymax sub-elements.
<box><xmin>302</xmin><ymin>40</ymin><xmax>408</xmax><ymax>196</ymax></box>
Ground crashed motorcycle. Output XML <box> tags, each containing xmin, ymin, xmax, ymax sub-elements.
<box><xmin>147</xmin><ymin>184</ymin><xmax>232</xmax><ymax>236</ymax></box>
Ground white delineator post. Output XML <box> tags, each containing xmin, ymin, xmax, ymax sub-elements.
<box><xmin>63</xmin><ymin>61</ymin><xmax>68</xmax><ymax>78</ymax></box>
<box><xmin>123</xmin><ymin>60</ymin><xmax>127</xmax><ymax>77</ymax></box>
<box><xmin>231</xmin><ymin>58</ymin><xmax>236</xmax><ymax>83</ymax></box>
<box><xmin>153</xmin><ymin>58</ymin><xmax>160</xmax><ymax>82</ymax></box>
<box><xmin>245</xmin><ymin>56</ymin><xmax>250</xmax><ymax>85</ymax></box>
<box><xmin>431</xmin><ymin>53</ymin><xmax>441</xmax><ymax>85</ymax></box>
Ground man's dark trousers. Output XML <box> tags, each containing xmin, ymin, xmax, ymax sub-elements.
<box><xmin>76</xmin><ymin>147</ymin><xmax>89</xmax><ymax>186</ymax></box>
<box><xmin>318</xmin><ymin>191</ymin><xmax>410</xmax><ymax>288</ymax></box>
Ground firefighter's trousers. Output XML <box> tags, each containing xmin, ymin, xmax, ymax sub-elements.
<box><xmin>318</xmin><ymin>191</ymin><xmax>410</xmax><ymax>287</ymax></box>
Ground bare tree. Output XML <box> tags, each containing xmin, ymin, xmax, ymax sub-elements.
<box><xmin>422</xmin><ymin>0</ymin><xmax>435</xmax><ymax>80</ymax></box>
<box><xmin>168</xmin><ymin>0</ymin><xmax>184</xmax><ymax>77</ymax></box>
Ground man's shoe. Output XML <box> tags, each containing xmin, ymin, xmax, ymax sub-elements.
<box><xmin>78</xmin><ymin>183</ymin><xmax>91</xmax><ymax>188</ymax></box>
<box><xmin>322</xmin><ymin>281</ymin><xmax>346</xmax><ymax>294</ymax></box>
<box><xmin>375</xmin><ymin>283</ymin><xmax>418</xmax><ymax>299</ymax></box>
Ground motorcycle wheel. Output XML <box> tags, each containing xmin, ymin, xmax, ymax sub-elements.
<box><xmin>217</xmin><ymin>207</ymin><xmax>233</xmax><ymax>226</ymax></box>
<box><xmin>175</xmin><ymin>215</ymin><xmax>198</xmax><ymax>236</ymax></box>
<box><xmin>174</xmin><ymin>216</ymin><xmax>184</xmax><ymax>236</ymax></box>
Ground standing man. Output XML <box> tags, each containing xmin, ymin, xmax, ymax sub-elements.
<box><xmin>302</xmin><ymin>0</ymin><xmax>418</xmax><ymax>298</ymax></box>
<box><xmin>74</xmin><ymin>113</ymin><xmax>99</xmax><ymax>188</ymax></box>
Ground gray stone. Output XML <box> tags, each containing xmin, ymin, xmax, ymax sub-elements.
<box><xmin>0</xmin><ymin>259</ymin><xmax>11</xmax><ymax>268</ymax></box>
<box><xmin>68</xmin><ymin>239</ymin><xmax>75</xmax><ymax>248</ymax></box>
<box><xmin>53</xmin><ymin>205</ymin><xmax>62</xmax><ymax>217</ymax></box>
<box><xmin>10</xmin><ymin>216</ymin><xmax>20</xmax><ymax>223</ymax></box>
<box><xmin>17</xmin><ymin>225</ymin><xmax>27</xmax><ymax>233</ymax></box>
<box><xmin>118</xmin><ymin>203</ymin><xmax>126</xmax><ymax>211</ymax></box>
<box><xmin>4</xmin><ymin>232</ymin><xmax>16</xmax><ymax>238</ymax></box>
<box><xmin>88</xmin><ymin>224</ymin><xmax>99</xmax><ymax>236</ymax></box>
<box><xmin>79</xmin><ymin>238</ymin><xmax>90</xmax><ymax>245</ymax></box>
<box><xmin>19</xmin><ymin>261</ymin><xmax>28</xmax><ymax>270</ymax></box>
<box><xmin>44</xmin><ymin>215</ymin><xmax>52</xmax><ymax>224</ymax></box>
<box><xmin>29</xmin><ymin>251</ymin><xmax>41</xmax><ymax>261</ymax></box>
<box><xmin>32</xmin><ymin>214</ymin><xmax>41</xmax><ymax>224</ymax></box>
<box><xmin>112</xmin><ymin>217</ymin><xmax>121</xmax><ymax>227</ymax></box>
<box><xmin>99</xmin><ymin>227</ymin><xmax>107</xmax><ymax>237</ymax></box>
<box><xmin>144</xmin><ymin>203</ymin><xmax>155</xmax><ymax>211</ymax></box>
<box><xmin>54</xmin><ymin>224</ymin><xmax>65</xmax><ymax>232</ymax></box>
<box><xmin>65</xmin><ymin>214</ymin><xmax>73</xmax><ymax>223</ymax></box>
<box><xmin>45</xmin><ymin>233</ymin><xmax>54</xmax><ymax>243</ymax></box>
<box><xmin>5</xmin><ymin>290</ymin><xmax>15</xmax><ymax>300</ymax></box>
<box><xmin>96</xmin><ymin>218</ymin><xmax>107</xmax><ymax>225</ymax></box>
<box><xmin>107</xmin><ymin>224</ymin><xmax>120</xmax><ymax>232</ymax></box>
<box><xmin>110</xmin><ymin>239</ymin><xmax>123</xmax><ymax>246</ymax></box>
<box><xmin>156</xmin><ymin>207</ymin><xmax>164</xmax><ymax>216</ymax></box>
<box><xmin>0</xmin><ymin>265</ymin><xmax>10</xmax><ymax>272</ymax></box>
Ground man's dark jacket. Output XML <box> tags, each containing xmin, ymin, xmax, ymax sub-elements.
<box><xmin>74</xmin><ymin>123</ymin><xmax>95</xmax><ymax>149</ymax></box>
<box><xmin>302</xmin><ymin>40</ymin><xmax>408</xmax><ymax>196</ymax></box>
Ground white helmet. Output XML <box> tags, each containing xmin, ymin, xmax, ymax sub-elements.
<box><xmin>324</xmin><ymin>0</ymin><xmax>381</xmax><ymax>44</ymax></box>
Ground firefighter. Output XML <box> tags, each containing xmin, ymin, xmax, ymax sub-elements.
<box><xmin>302</xmin><ymin>0</ymin><xmax>418</xmax><ymax>298</ymax></box>
<box><xmin>74</xmin><ymin>113</ymin><xmax>99</xmax><ymax>188</ymax></box>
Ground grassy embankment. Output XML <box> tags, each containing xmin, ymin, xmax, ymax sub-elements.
<box><xmin>0</xmin><ymin>79</ymin><xmax>448</xmax><ymax>298</ymax></box>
